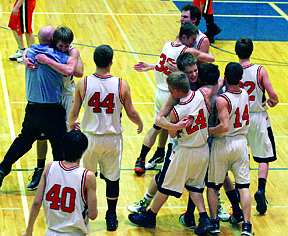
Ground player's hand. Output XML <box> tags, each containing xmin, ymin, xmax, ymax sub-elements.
<box><xmin>137</xmin><ymin>123</ymin><xmax>143</xmax><ymax>134</ymax></box>
<box><xmin>24</xmin><ymin>58</ymin><xmax>37</xmax><ymax>71</ymax></box>
<box><xmin>167</xmin><ymin>60</ymin><xmax>177</xmax><ymax>72</ymax></box>
<box><xmin>134</xmin><ymin>61</ymin><xmax>151</xmax><ymax>72</ymax></box>
<box><xmin>175</xmin><ymin>117</ymin><xmax>194</xmax><ymax>130</ymax></box>
<box><xmin>12</xmin><ymin>7</ymin><xmax>20</xmax><ymax>16</ymax></box>
<box><xmin>70</xmin><ymin>122</ymin><xmax>81</xmax><ymax>131</ymax></box>
<box><xmin>267</xmin><ymin>98</ymin><xmax>278</xmax><ymax>107</ymax></box>
<box><xmin>35</xmin><ymin>54</ymin><xmax>49</xmax><ymax>64</ymax></box>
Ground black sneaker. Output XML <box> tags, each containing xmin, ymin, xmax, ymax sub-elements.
<box><xmin>128</xmin><ymin>211</ymin><xmax>156</xmax><ymax>228</ymax></box>
<box><xmin>179</xmin><ymin>212</ymin><xmax>196</xmax><ymax>229</ymax></box>
<box><xmin>145</xmin><ymin>151</ymin><xmax>165</xmax><ymax>170</ymax></box>
<box><xmin>27</xmin><ymin>167</ymin><xmax>44</xmax><ymax>191</ymax></box>
<box><xmin>241</xmin><ymin>222</ymin><xmax>254</xmax><ymax>235</ymax></box>
<box><xmin>105</xmin><ymin>211</ymin><xmax>118</xmax><ymax>231</ymax></box>
<box><xmin>229</xmin><ymin>211</ymin><xmax>244</xmax><ymax>224</ymax></box>
<box><xmin>194</xmin><ymin>217</ymin><xmax>213</xmax><ymax>235</ymax></box>
<box><xmin>254</xmin><ymin>189</ymin><xmax>268</xmax><ymax>214</ymax></box>
<box><xmin>0</xmin><ymin>170</ymin><xmax>5</xmax><ymax>188</ymax></box>
<box><xmin>210</xmin><ymin>217</ymin><xmax>220</xmax><ymax>234</ymax></box>
<box><xmin>134</xmin><ymin>158</ymin><xmax>145</xmax><ymax>173</ymax></box>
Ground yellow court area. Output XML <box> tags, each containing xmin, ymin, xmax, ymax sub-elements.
<box><xmin>0</xmin><ymin>0</ymin><xmax>288</xmax><ymax>235</ymax></box>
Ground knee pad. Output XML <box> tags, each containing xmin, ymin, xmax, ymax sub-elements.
<box><xmin>105</xmin><ymin>178</ymin><xmax>119</xmax><ymax>198</ymax></box>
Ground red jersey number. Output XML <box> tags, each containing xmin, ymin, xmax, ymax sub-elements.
<box><xmin>88</xmin><ymin>92</ymin><xmax>115</xmax><ymax>114</ymax></box>
<box><xmin>155</xmin><ymin>53</ymin><xmax>175</xmax><ymax>76</ymax></box>
<box><xmin>234</xmin><ymin>105</ymin><xmax>249</xmax><ymax>128</ymax></box>
<box><xmin>186</xmin><ymin>109</ymin><xmax>207</xmax><ymax>135</ymax></box>
<box><xmin>46</xmin><ymin>184</ymin><xmax>76</xmax><ymax>213</ymax></box>
<box><xmin>239</xmin><ymin>81</ymin><xmax>255</xmax><ymax>101</ymax></box>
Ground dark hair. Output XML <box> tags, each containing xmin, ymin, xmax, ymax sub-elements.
<box><xmin>181</xmin><ymin>4</ymin><xmax>202</xmax><ymax>26</ymax></box>
<box><xmin>53</xmin><ymin>26</ymin><xmax>74</xmax><ymax>46</ymax></box>
<box><xmin>177</xmin><ymin>52</ymin><xmax>197</xmax><ymax>72</ymax></box>
<box><xmin>167</xmin><ymin>71</ymin><xmax>190</xmax><ymax>94</ymax></box>
<box><xmin>62</xmin><ymin>130</ymin><xmax>88</xmax><ymax>162</ymax></box>
<box><xmin>224</xmin><ymin>62</ymin><xmax>243</xmax><ymax>85</ymax></box>
<box><xmin>198</xmin><ymin>63</ymin><xmax>219</xmax><ymax>86</ymax></box>
<box><xmin>235</xmin><ymin>37</ymin><xmax>253</xmax><ymax>59</ymax></box>
<box><xmin>179</xmin><ymin>22</ymin><xmax>199</xmax><ymax>40</ymax></box>
<box><xmin>94</xmin><ymin>45</ymin><xmax>113</xmax><ymax>68</ymax></box>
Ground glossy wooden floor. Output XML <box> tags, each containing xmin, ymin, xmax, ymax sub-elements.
<box><xmin>0</xmin><ymin>0</ymin><xmax>288</xmax><ymax>235</ymax></box>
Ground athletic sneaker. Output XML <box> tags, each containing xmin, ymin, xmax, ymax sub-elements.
<box><xmin>217</xmin><ymin>201</ymin><xmax>229</xmax><ymax>222</ymax></box>
<box><xmin>134</xmin><ymin>158</ymin><xmax>145</xmax><ymax>173</ymax></box>
<box><xmin>210</xmin><ymin>217</ymin><xmax>220</xmax><ymax>234</ymax></box>
<box><xmin>127</xmin><ymin>199</ymin><xmax>149</xmax><ymax>213</ymax></box>
<box><xmin>9</xmin><ymin>48</ymin><xmax>25</xmax><ymax>61</ymax></box>
<box><xmin>254</xmin><ymin>189</ymin><xmax>268</xmax><ymax>214</ymax></box>
<box><xmin>0</xmin><ymin>170</ymin><xmax>5</xmax><ymax>188</ymax></box>
<box><xmin>27</xmin><ymin>167</ymin><xmax>44</xmax><ymax>191</ymax></box>
<box><xmin>145</xmin><ymin>151</ymin><xmax>165</xmax><ymax>170</ymax></box>
<box><xmin>105</xmin><ymin>211</ymin><xmax>118</xmax><ymax>231</ymax></box>
<box><xmin>229</xmin><ymin>211</ymin><xmax>244</xmax><ymax>224</ymax></box>
<box><xmin>128</xmin><ymin>211</ymin><xmax>156</xmax><ymax>228</ymax></box>
<box><xmin>179</xmin><ymin>212</ymin><xmax>196</xmax><ymax>229</ymax></box>
<box><xmin>17</xmin><ymin>57</ymin><xmax>23</xmax><ymax>63</ymax></box>
<box><xmin>241</xmin><ymin>222</ymin><xmax>254</xmax><ymax>235</ymax></box>
<box><xmin>194</xmin><ymin>217</ymin><xmax>213</xmax><ymax>235</ymax></box>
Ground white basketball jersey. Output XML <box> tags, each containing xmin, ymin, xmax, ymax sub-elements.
<box><xmin>154</xmin><ymin>41</ymin><xmax>188</xmax><ymax>91</ymax></box>
<box><xmin>172</xmin><ymin>89</ymin><xmax>211</xmax><ymax>147</ymax></box>
<box><xmin>43</xmin><ymin>161</ymin><xmax>89</xmax><ymax>235</ymax></box>
<box><xmin>81</xmin><ymin>73</ymin><xmax>124</xmax><ymax>134</ymax></box>
<box><xmin>195</xmin><ymin>30</ymin><xmax>208</xmax><ymax>50</ymax></box>
<box><xmin>240</xmin><ymin>63</ymin><xmax>268</xmax><ymax>112</ymax></box>
<box><xmin>214</xmin><ymin>88</ymin><xmax>250</xmax><ymax>138</ymax></box>
<box><xmin>62</xmin><ymin>46</ymin><xmax>76</xmax><ymax>95</ymax></box>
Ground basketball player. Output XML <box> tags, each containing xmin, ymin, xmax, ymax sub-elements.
<box><xmin>192</xmin><ymin>0</ymin><xmax>222</xmax><ymax>43</ymax></box>
<box><xmin>129</xmin><ymin>70</ymin><xmax>220</xmax><ymax>235</ymax></box>
<box><xmin>206</xmin><ymin>62</ymin><xmax>253</xmax><ymax>235</ymax></box>
<box><xmin>235</xmin><ymin>37</ymin><xmax>279</xmax><ymax>214</ymax></box>
<box><xmin>9</xmin><ymin>0</ymin><xmax>36</xmax><ymax>62</ymax></box>
<box><xmin>25</xmin><ymin>26</ymin><xmax>84</xmax><ymax>191</ymax></box>
<box><xmin>21</xmin><ymin>130</ymin><xmax>98</xmax><ymax>236</ymax></box>
<box><xmin>69</xmin><ymin>45</ymin><xmax>143</xmax><ymax>231</ymax></box>
<box><xmin>133</xmin><ymin>22</ymin><xmax>214</xmax><ymax>174</ymax></box>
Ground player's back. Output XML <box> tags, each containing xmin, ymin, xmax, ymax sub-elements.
<box><xmin>240</xmin><ymin>63</ymin><xmax>268</xmax><ymax>112</ymax></box>
<box><xmin>173</xmin><ymin>90</ymin><xmax>211</xmax><ymax>147</ymax></box>
<box><xmin>43</xmin><ymin>161</ymin><xmax>89</xmax><ymax>235</ymax></box>
<box><xmin>154</xmin><ymin>41</ymin><xmax>188</xmax><ymax>91</ymax></box>
<box><xmin>215</xmin><ymin>88</ymin><xmax>250</xmax><ymax>138</ymax></box>
<box><xmin>81</xmin><ymin>73</ymin><xmax>124</xmax><ymax>135</ymax></box>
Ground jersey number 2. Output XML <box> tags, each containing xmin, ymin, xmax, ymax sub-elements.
<box><xmin>46</xmin><ymin>184</ymin><xmax>76</xmax><ymax>213</ymax></box>
<box><xmin>186</xmin><ymin>109</ymin><xmax>207</xmax><ymax>134</ymax></box>
<box><xmin>88</xmin><ymin>92</ymin><xmax>115</xmax><ymax>114</ymax></box>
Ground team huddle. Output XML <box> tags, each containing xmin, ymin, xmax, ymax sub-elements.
<box><xmin>1</xmin><ymin>2</ymin><xmax>278</xmax><ymax>236</ymax></box>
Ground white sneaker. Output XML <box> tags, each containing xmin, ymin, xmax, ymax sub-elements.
<box><xmin>127</xmin><ymin>199</ymin><xmax>149</xmax><ymax>213</ymax></box>
<box><xmin>17</xmin><ymin>57</ymin><xmax>23</xmax><ymax>63</ymax></box>
<box><xmin>217</xmin><ymin>201</ymin><xmax>230</xmax><ymax>222</ymax></box>
<box><xmin>9</xmin><ymin>48</ymin><xmax>25</xmax><ymax>61</ymax></box>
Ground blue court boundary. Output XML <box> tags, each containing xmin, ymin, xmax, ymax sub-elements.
<box><xmin>1</xmin><ymin>25</ymin><xmax>288</xmax><ymax>66</ymax></box>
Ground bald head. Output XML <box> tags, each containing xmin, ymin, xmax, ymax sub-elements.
<box><xmin>38</xmin><ymin>26</ymin><xmax>56</xmax><ymax>45</ymax></box>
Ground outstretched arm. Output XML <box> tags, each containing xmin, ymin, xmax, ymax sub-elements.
<box><xmin>134</xmin><ymin>61</ymin><xmax>156</xmax><ymax>72</ymax></box>
<box><xmin>121</xmin><ymin>80</ymin><xmax>143</xmax><ymax>134</ymax></box>
<box><xmin>186</xmin><ymin>47</ymin><xmax>215</xmax><ymax>63</ymax></box>
<box><xmin>261</xmin><ymin>67</ymin><xmax>279</xmax><ymax>107</ymax></box>
<box><xmin>21</xmin><ymin>166</ymin><xmax>47</xmax><ymax>236</ymax></box>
